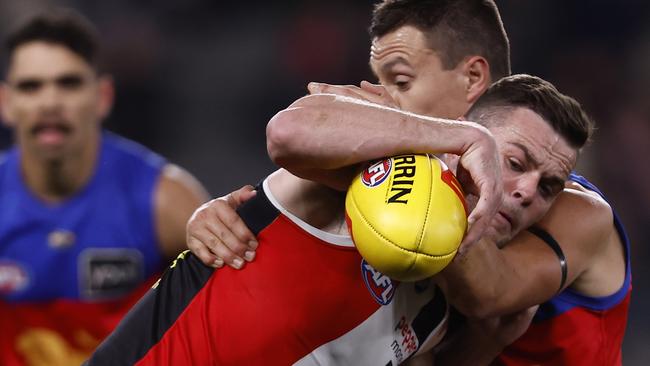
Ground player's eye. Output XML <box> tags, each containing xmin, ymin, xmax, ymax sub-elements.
<box><xmin>508</xmin><ymin>158</ymin><xmax>524</xmax><ymax>172</ymax></box>
<box><xmin>539</xmin><ymin>180</ymin><xmax>562</xmax><ymax>200</ymax></box>
<box><xmin>538</xmin><ymin>184</ymin><xmax>555</xmax><ymax>199</ymax></box>
<box><xmin>15</xmin><ymin>79</ymin><xmax>42</xmax><ymax>93</ymax></box>
<box><xmin>57</xmin><ymin>75</ymin><xmax>84</xmax><ymax>90</ymax></box>
<box><xmin>394</xmin><ymin>75</ymin><xmax>411</xmax><ymax>91</ymax></box>
<box><xmin>539</xmin><ymin>185</ymin><xmax>551</xmax><ymax>197</ymax></box>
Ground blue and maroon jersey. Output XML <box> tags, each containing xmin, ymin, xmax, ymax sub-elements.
<box><xmin>86</xmin><ymin>179</ymin><xmax>448</xmax><ymax>365</ymax></box>
<box><xmin>0</xmin><ymin>132</ymin><xmax>166</xmax><ymax>365</ymax></box>
<box><xmin>496</xmin><ymin>173</ymin><xmax>631</xmax><ymax>366</ymax></box>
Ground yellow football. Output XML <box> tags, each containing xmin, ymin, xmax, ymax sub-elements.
<box><xmin>345</xmin><ymin>154</ymin><xmax>468</xmax><ymax>282</ymax></box>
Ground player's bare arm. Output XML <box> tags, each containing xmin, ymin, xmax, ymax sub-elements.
<box><xmin>187</xmin><ymin>85</ymin><xmax>503</xmax><ymax>267</ymax></box>
<box><xmin>555</xmin><ymin>181</ymin><xmax>625</xmax><ymax>297</ymax></box>
<box><xmin>155</xmin><ymin>163</ymin><xmax>210</xmax><ymax>260</ymax></box>
<box><xmin>268</xmin><ymin>91</ymin><xmax>498</xmax><ymax>190</ymax></box>
<box><xmin>268</xmin><ymin>88</ymin><xmax>502</xmax><ymax>245</ymax></box>
<box><xmin>439</xmin><ymin>187</ymin><xmax>616</xmax><ymax>318</ymax></box>
<box><xmin>185</xmin><ymin>83</ymin><xmax>399</xmax><ymax>268</ymax></box>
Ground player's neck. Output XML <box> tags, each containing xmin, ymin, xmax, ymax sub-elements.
<box><xmin>20</xmin><ymin>141</ymin><xmax>99</xmax><ymax>204</ymax></box>
<box><xmin>268</xmin><ymin>170</ymin><xmax>348</xmax><ymax>234</ymax></box>
<box><xmin>321</xmin><ymin>213</ymin><xmax>349</xmax><ymax>236</ymax></box>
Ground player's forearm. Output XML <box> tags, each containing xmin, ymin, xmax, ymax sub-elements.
<box><xmin>441</xmin><ymin>232</ymin><xmax>559</xmax><ymax>319</ymax></box>
<box><xmin>439</xmin><ymin>239</ymin><xmax>518</xmax><ymax>318</ymax></box>
<box><xmin>266</xmin><ymin>94</ymin><xmax>484</xmax><ymax>171</ymax></box>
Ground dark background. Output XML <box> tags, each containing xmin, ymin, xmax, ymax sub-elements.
<box><xmin>1</xmin><ymin>1</ymin><xmax>648</xmax><ymax>363</ymax></box>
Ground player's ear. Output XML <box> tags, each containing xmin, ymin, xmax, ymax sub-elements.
<box><xmin>0</xmin><ymin>83</ymin><xmax>15</xmax><ymax>128</ymax></box>
<box><xmin>462</xmin><ymin>56</ymin><xmax>490</xmax><ymax>105</ymax></box>
<box><xmin>97</xmin><ymin>75</ymin><xmax>115</xmax><ymax>122</ymax></box>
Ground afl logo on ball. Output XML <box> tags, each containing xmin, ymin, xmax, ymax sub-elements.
<box><xmin>361</xmin><ymin>259</ymin><xmax>396</xmax><ymax>305</ymax></box>
<box><xmin>361</xmin><ymin>159</ymin><xmax>392</xmax><ymax>188</ymax></box>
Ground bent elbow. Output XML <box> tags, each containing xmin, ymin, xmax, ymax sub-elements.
<box><xmin>266</xmin><ymin>108</ymin><xmax>304</xmax><ymax>166</ymax></box>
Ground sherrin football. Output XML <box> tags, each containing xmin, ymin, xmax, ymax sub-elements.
<box><xmin>345</xmin><ymin>154</ymin><xmax>468</xmax><ymax>282</ymax></box>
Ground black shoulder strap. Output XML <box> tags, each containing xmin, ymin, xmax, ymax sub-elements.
<box><xmin>237</xmin><ymin>182</ymin><xmax>281</xmax><ymax>236</ymax></box>
<box><xmin>527</xmin><ymin>226</ymin><xmax>567</xmax><ymax>293</ymax></box>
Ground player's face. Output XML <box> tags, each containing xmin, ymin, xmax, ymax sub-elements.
<box><xmin>370</xmin><ymin>25</ymin><xmax>471</xmax><ymax>119</ymax></box>
<box><xmin>0</xmin><ymin>42</ymin><xmax>110</xmax><ymax>162</ymax></box>
<box><xmin>482</xmin><ymin>108</ymin><xmax>577</xmax><ymax>244</ymax></box>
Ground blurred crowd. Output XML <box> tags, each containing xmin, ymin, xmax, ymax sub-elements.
<box><xmin>1</xmin><ymin>0</ymin><xmax>648</xmax><ymax>363</ymax></box>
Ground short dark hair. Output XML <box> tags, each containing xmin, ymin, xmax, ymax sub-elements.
<box><xmin>467</xmin><ymin>74</ymin><xmax>594</xmax><ymax>149</ymax></box>
<box><xmin>5</xmin><ymin>9</ymin><xmax>100</xmax><ymax>69</ymax></box>
<box><xmin>369</xmin><ymin>0</ymin><xmax>510</xmax><ymax>81</ymax></box>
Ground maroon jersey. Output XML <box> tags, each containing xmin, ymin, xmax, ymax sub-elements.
<box><xmin>495</xmin><ymin>174</ymin><xmax>631</xmax><ymax>366</ymax></box>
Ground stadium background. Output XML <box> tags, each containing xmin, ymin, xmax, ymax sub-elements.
<box><xmin>0</xmin><ymin>0</ymin><xmax>647</xmax><ymax>363</ymax></box>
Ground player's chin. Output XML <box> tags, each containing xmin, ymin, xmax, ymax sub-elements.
<box><xmin>34</xmin><ymin>143</ymin><xmax>70</xmax><ymax>160</ymax></box>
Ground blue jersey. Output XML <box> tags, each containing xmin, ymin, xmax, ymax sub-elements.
<box><xmin>0</xmin><ymin>132</ymin><xmax>166</xmax><ymax>302</ymax></box>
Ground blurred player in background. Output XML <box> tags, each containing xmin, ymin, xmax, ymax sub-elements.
<box><xmin>187</xmin><ymin>0</ymin><xmax>630</xmax><ymax>364</ymax></box>
<box><xmin>0</xmin><ymin>9</ymin><xmax>208</xmax><ymax>365</ymax></box>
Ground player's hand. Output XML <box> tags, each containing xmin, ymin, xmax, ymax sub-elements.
<box><xmin>307</xmin><ymin>81</ymin><xmax>399</xmax><ymax>109</ymax></box>
<box><xmin>186</xmin><ymin>185</ymin><xmax>258</xmax><ymax>269</ymax></box>
<box><xmin>455</xmin><ymin>125</ymin><xmax>503</xmax><ymax>252</ymax></box>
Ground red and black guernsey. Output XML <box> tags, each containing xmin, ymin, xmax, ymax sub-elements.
<box><xmin>85</xmin><ymin>179</ymin><xmax>448</xmax><ymax>366</ymax></box>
